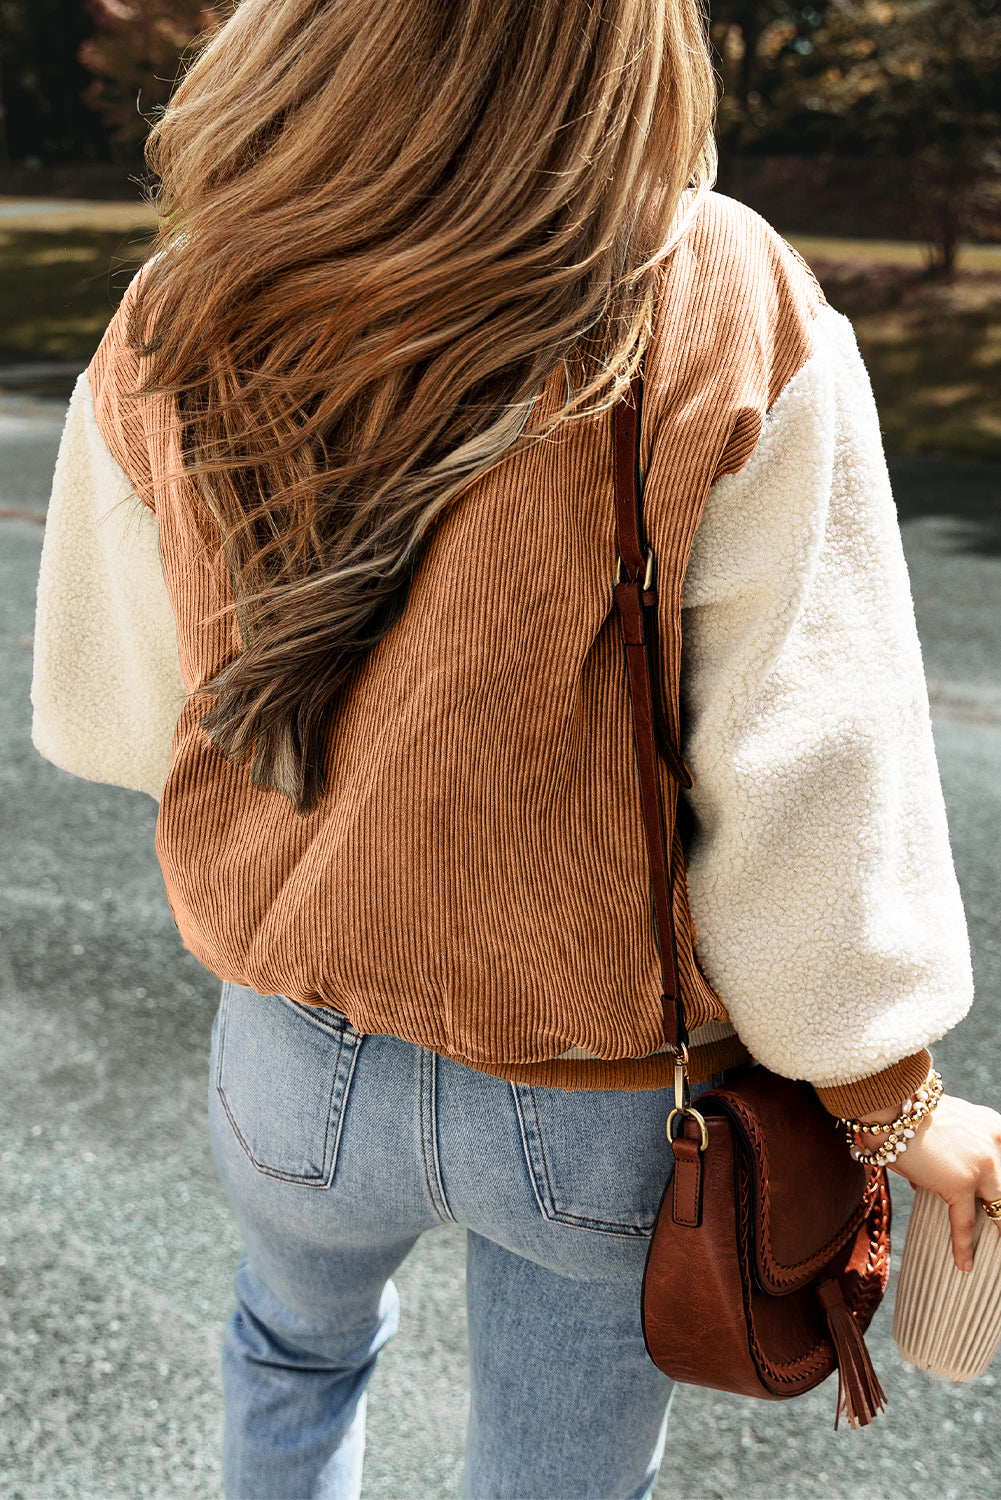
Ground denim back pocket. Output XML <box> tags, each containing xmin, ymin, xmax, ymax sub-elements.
<box><xmin>214</xmin><ymin>981</ymin><xmax>361</xmax><ymax>1187</ymax></box>
<box><xmin>512</xmin><ymin>1081</ymin><xmax>674</xmax><ymax>1237</ymax></box>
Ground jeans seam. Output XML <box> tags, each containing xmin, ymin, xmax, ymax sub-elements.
<box><xmin>526</xmin><ymin>1088</ymin><xmax>557</xmax><ymax>1205</ymax></box>
<box><xmin>327</xmin><ymin>1032</ymin><xmax>362</xmax><ymax>1181</ymax></box>
<box><xmin>511</xmin><ymin>1083</ymin><xmax>549</xmax><ymax>1218</ymax></box>
<box><xmin>419</xmin><ymin>1049</ymin><xmax>454</xmax><ymax>1222</ymax></box>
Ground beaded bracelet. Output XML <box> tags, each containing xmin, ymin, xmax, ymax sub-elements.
<box><xmin>838</xmin><ymin>1069</ymin><xmax>944</xmax><ymax>1168</ymax></box>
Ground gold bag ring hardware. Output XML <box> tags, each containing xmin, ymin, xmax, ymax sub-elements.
<box><xmin>665</xmin><ymin>1044</ymin><xmax>708</xmax><ymax>1151</ymax></box>
<box><xmin>613</xmin><ymin>547</ymin><xmax>655</xmax><ymax>591</ymax></box>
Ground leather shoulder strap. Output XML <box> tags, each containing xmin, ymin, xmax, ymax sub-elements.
<box><xmin>612</xmin><ymin>372</ymin><xmax>687</xmax><ymax>1050</ymax></box>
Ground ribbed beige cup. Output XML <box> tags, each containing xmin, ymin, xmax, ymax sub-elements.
<box><xmin>894</xmin><ymin>1188</ymin><xmax>1001</xmax><ymax>1380</ymax></box>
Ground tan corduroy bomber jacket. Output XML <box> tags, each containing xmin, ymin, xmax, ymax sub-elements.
<box><xmin>31</xmin><ymin>192</ymin><xmax>975</xmax><ymax>1117</ymax></box>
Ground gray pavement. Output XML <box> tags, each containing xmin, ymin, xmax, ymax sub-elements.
<box><xmin>1</xmin><ymin>395</ymin><xmax>1000</xmax><ymax>1500</ymax></box>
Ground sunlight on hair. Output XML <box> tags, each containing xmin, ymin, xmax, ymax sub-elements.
<box><xmin>127</xmin><ymin>0</ymin><xmax>718</xmax><ymax>812</ymax></box>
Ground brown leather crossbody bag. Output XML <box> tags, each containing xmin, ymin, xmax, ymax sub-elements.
<box><xmin>611</xmin><ymin>373</ymin><xmax>892</xmax><ymax>1430</ymax></box>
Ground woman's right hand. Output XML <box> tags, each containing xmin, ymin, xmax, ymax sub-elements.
<box><xmin>858</xmin><ymin>1094</ymin><xmax>1001</xmax><ymax>1272</ymax></box>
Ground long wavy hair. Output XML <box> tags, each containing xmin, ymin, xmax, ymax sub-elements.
<box><xmin>130</xmin><ymin>0</ymin><xmax>718</xmax><ymax>813</ymax></box>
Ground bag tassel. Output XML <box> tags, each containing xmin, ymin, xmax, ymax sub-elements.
<box><xmin>816</xmin><ymin>1278</ymin><xmax>887</xmax><ymax>1430</ymax></box>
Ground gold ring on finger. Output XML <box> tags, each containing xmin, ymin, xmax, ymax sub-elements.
<box><xmin>978</xmin><ymin>1198</ymin><xmax>1001</xmax><ymax>1221</ymax></box>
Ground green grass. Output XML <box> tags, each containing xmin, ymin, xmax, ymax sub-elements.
<box><xmin>0</xmin><ymin>206</ymin><xmax>998</xmax><ymax>460</ymax></box>
<box><xmin>786</xmin><ymin>234</ymin><xmax>1001</xmax><ymax>272</ymax></box>
<box><xmin>799</xmin><ymin>254</ymin><xmax>1001</xmax><ymax>462</ymax></box>
<box><xmin>0</xmin><ymin>223</ymin><xmax>155</xmax><ymax>363</ymax></box>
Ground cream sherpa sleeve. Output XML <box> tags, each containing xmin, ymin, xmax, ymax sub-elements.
<box><xmin>680</xmin><ymin>301</ymin><xmax>974</xmax><ymax>1105</ymax></box>
<box><xmin>31</xmin><ymin>371</ymin><xmax>187</xmax><ymax>800</ymax></box>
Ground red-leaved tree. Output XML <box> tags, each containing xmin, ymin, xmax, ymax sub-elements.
<box><xmin>79</xmin><ymin>0</ymin><xmax>231</xmax><ymax>152</ymax></box>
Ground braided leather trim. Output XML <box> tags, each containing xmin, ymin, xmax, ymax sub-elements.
<box><xmin>718</xmin><ymin>1091</ymin><xmax>872</xmax><ymax>1292</ymax></box>
<box><xmin>737</xmin><ymin>1161</ymin><xmax>891</xmax><ymax>1393</ymax></box>
<box><xmin>735</xmin><ymin>1158</ymin><xmax>833</xmax><ymax>1389</ymax></box>
<box><xmin>850</xmin><ymin>1171</ymin><xmax>893</xmax><ymax>1331</ymax></box>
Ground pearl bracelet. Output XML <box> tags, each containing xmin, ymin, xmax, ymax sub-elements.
<box><xmin>839</xmin><ymin>1069</ymin><xmax>944</xmax><ymax>1168</ymax></box>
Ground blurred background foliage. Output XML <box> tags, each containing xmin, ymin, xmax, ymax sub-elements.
<box><xmin>0</xmin><ymin>0</ymin><xmax>999</xmax><ymax>456</ymax></box>
<box><xmin>711</xmin><ymin>0</ymin><xmax>1001</xmax><ymax>271</ymax></box>
<box><xmin>78</xmin><ymin>0</ymin><xmax>230</xmax><ymax>152</ymax></box>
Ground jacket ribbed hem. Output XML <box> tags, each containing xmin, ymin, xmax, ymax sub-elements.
<box><xmin>468</xmin><ymin>1033</ymin><xmax>754</xmax><ymax>1090</ymax></box>
<box><xmin>299</xmin><ymin>1016</ymin><xmax>753</xmax><ymax>1092</ymax></box>
<box><xmin>813</xmin><ymin>1049</ymin><xmax>934</xmax><ymax>1118</ymax></box>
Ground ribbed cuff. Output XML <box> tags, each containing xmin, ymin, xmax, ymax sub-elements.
<box><xmin>814</xmin><ymin>1049</ymin><xmax>934</xmax><ymax>1119</ymax></box>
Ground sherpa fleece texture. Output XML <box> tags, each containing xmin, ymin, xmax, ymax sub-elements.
<box><xmin>30</xmin><ymin>310</ymin><xmax>972</xmax><ymax>1111</ymax></box>
<box><xmin>681</xmin><ymin>303</ymin><xmax>972</xmax><ymax>1095</ymax></box>
<box><xmin>31</xmin><ymin>371</ymin><xmax>186</xmax><ymax>795</ymax></box>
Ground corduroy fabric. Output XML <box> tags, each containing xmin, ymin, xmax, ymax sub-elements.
<box><xmin>85</xmin><ymin>192</ymin><xmax>924</xmax><ymax>1101</ymax></box>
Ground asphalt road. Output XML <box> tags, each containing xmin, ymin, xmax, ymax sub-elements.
<box><xmin>2</xmin><ymin>393</ymin><xmax>1000</xmax><ymax>1500</ymax></box>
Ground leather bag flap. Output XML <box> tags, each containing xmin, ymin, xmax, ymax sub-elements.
<box><xmin>701</xmin><ymin>1067</ymin><xmax>871</xmax><ymax>1296</ymax></box>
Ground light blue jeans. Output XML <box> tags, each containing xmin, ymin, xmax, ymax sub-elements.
<box><xmin>208</xmin><ymin>981</ymin><xmax>697</xmax><ymax>1500</ymax></box>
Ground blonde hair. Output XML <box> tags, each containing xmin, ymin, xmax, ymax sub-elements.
<box><xmin>131</xmin><ymin>0</ymin><xmax>718</xmax><ymax>811</ymax></box>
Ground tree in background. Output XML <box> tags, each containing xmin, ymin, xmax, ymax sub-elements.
<box><xmin>793</xmin><ymin>0</ymin><xmax>1001</xmax><ymax>271</ymax></box>
<box><xmin>708</xmin><ymin>1</ymin><xmax>831</xmax><ymax>165</ymax></box>
<box><xmin>79</xmin><ymin>0</ymin><xmax>229</xmax><ymax>153</ymax></box>
<box><xmin>41</xmin><ymin>0</ymin><xmax>1000</xmax><ymax>264</ymax></box>
<box><xmin>707</xmin><ymin>0</ymin><xmax>1001</xmax><ymax>266</ymax></box>
<box><xmin>0</xmin><ymin>0</ymin><xmax>109</xmax><ymax>167</ymax></box>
